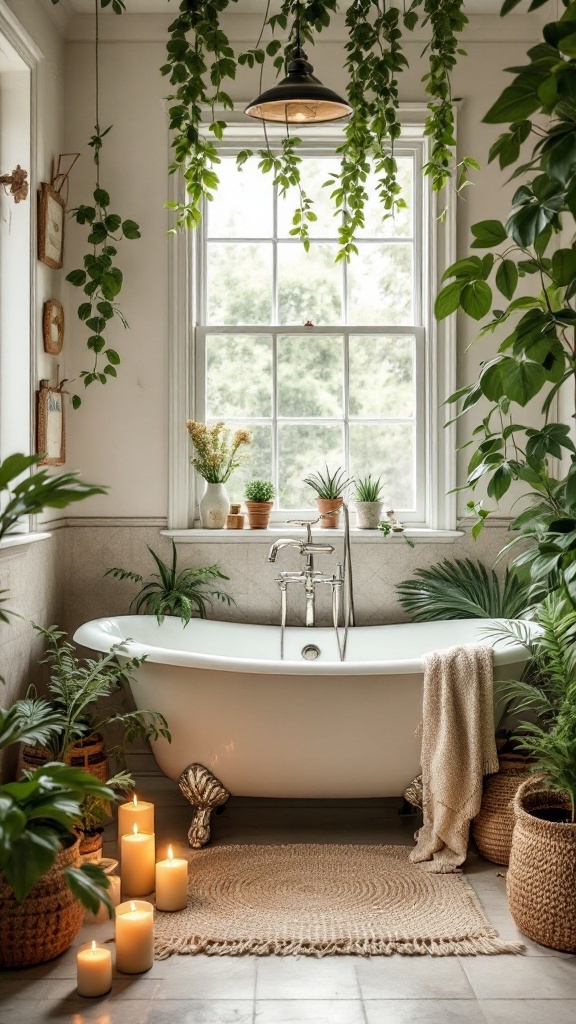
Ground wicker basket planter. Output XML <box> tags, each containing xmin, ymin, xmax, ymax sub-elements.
<box><xmin>507</xmin><ymin>778</ymin><xmax>576</xmax><ymax>952</ymax></box>
<box><xmin>472</xmin><ymin>753</ymin><xmax>534</xmax><ymax>865</ymax></box>
<box><xmin>77</xmin><ymin>827</ymin><xmax>104</xmax><ymax>864</ymax></box>
<box><xmin>19</xmin><ymin>732</ymin><xmax>108</xmax><ymax>782</ymax></box>
<box><xmin>0</xmin><ymin>840</ymin><xmax>84</xmax><ymax>968</ymax></box>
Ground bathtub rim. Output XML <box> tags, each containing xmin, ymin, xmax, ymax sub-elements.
<box><xmin>73</xmin><ymin>615</ymin><xmax>535</xmax><ymax>677</ymax></box>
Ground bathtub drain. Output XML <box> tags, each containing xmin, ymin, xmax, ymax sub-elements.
<box><xmin>301</xmin><ymin>644</ymin><xmax>321</xmax><ymax>661</ymax></box>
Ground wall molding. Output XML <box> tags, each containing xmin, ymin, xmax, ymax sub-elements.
<box><xmin>44</xmin><ymin>516</ymin><xmax>168</xmax><ymax>529</ymax></box>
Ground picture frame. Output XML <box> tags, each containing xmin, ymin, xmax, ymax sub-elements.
<box><xmin>37</xmin><ymin>381</ymin><xmax>66</xmax><ymax>466</ymax></box>
<box><xmin>38</xmin><ymin>183</ymin><xmax>65</xmax><ymax>269</ymax></box>
<box><xmin>43</xmin><ymin>299</ymin><xmax>64</xmax><ymax>355</ymax></box>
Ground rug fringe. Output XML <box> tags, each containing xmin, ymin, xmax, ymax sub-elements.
<box><xmin>154</xmin><ymin>934</ymin><xmax>525</xmax><ymax>960</ymax></box>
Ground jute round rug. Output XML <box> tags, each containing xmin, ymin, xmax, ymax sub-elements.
<box><xmin>153</xmin><ymin>844</ymin><xmax>524</xmax><ymax>959</ymax></box>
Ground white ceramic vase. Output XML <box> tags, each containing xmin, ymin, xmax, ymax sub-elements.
<box><xmin>355</xmin><ymin>500</ymin><xmax>384</xmax><ymax>529</ymax></box>
<box><xmin>200</xmin><ymin>482</ymin><xmax>230</xmax><ymax>529</ymax></box>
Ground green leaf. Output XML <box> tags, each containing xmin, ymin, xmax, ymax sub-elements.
<box><xmin>483</xmin><ymin>81</ymin><xmax>541</xmax><ymax>124</ymax></box>
<box><xmin>65</xmin><ymin>864</ymin><xmax>112</xmax><ymax>916</ymax></box>
<box><xmin>434</xmin><ymin>281</ymin><xmax>463</xmax><ymax>320</ymax></box>
<box><xmin>460</xmin><ymin>280</ymin><xmax>493</xmax><ymax>320</ymax></box>
<box><xmin>551</xmin><ymin>247</ymin><xmax>576</xmax><ymax>287</ymax></box>
<box><xmin>66</xmin><ymin>269</ymin><xmax>87</xmax><ymax>287</ymax></box>
<box><xmin>495</xmin><ymin>259</ymin><xmax>519</xmax><ymax>300</ymax></box>
<box><xmin>470</xmin><ymin>220</ymin><xmax>507</xmax><ymax>248</ymax></box>
<box><xmin>122</xmin><ymin>219</ymin><xmax>141</xmax><ymax>240</ymax></box>
<box><xmin>500</xmin><ymin>357</ymin><xmax>547</xmax><ymax>406</ymax></box>
<box><xmin>105</xmin><ymin>348</ymin><xmax>121</xmax><ymax>365</ymax></box>
<box><xmin>94</xmin><ymin>188</ymin><xmax>110</xmax><ymax>207</ymax></box>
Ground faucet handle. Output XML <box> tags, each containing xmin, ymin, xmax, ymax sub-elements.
<box><xmin>286</xmin><ymin>518</ymin><xmax>317</xmax><ymax>544</ymax></box>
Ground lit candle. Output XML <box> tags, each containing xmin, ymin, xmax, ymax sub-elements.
<box><xmin>155</xmin><ymin>845</ymin><xmax>188</xmax><ymax>912</ymax></box>
<box><xmin>118</xmin><ymin>794</ymin><xmax>154</xmax><ymax>837</ymax></box>
<box><xmin>115</xmin><ymin>900</ymin><xmax>154</xmax><ymax>974</ymax></box>
<box><xmin>121</xmin><ymin>824</ymin><xmax>155</xmax><ymax>897</ymax></box>
<box><xmin>84</xmin><ymin>874</ymin><xmax>122</xmax><ymax>924</ymax></box>
<box><xmin>76</xmin><ymin>940</ymin><xmax>112</xmax><ymax>997</ymax></box>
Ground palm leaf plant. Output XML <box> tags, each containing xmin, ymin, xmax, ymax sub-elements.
<box><xmin>303</xmin><ymin>465</ymin><xmax>352</xmax><ymax>500</ymax></box>
<box><xmin>105</xmin><ymin>540</ymin><xmax>234</xmax><ymax>626</ymax></box>
<box><xmin>396</xmin><ymin>557</ymin><xmax>541</xmax><ymax>621</ymax></box>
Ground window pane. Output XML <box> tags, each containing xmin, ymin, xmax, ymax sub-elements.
<box><xmin>277</xmin><ymin>158</ymin><xmax>341</xmax><ymax>239</ymax></box>
<box><xmin>206</xmin><ymin>335</ymin><xmax>271</xmax><ymax>418</ymax></box>
<box><xmin>349</xmin><ymin>335</ymin><xmax>415</xmax><ymax>418</ymax></box>
<box><xmin>347</xmin><ymin>243</ymin><xmax>413</xmax><ymax>325</ymax></box>
<box><xmin>358</xmin><ymin>156</ymin><xmax>414</xmax><ymax>239</ymax></box>
<box><xmin>207</xmin><ymin>158</ymin><xmax>273</xmax><ymax>238</ymax></box>
<box><xmin>349</xmin><ymin>423</ymin><xmax>414</xmax><ymax>510</ymax></box>
<box><xmin>278</xmin><ymin>243</ymin><xmax>342</xmax><ymax>325</ymax></box>
<box><xmin>211</xmin><ymin>423</ymin><xmax>272</xmax><ymax>505</ymax></box>
<box><xmin>207</xmin><ymin>242</ymin><xmax>273</xmax><ymax>324</ymax></box>
<box><xmin>278</xmin><ymin>425</ymin><xmax>344</xmax><ymax>508</ymax></box>
<box><xmin>278</xmin><ymin>335</ymin><xmax>343</xmax><ymax>417</ymax></box>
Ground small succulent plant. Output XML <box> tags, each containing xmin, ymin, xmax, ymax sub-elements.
<box><xmin>354</xmin><ymin>474</ymin><xmax>384</xmax><ymax>503</ymax></box>
<box><xmin>303</xmin><ymin>465</ymin><xmax>352</xmax><ymax>500</ymax></box>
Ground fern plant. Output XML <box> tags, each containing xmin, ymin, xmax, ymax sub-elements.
<box><xmin>106</xmin><ymin>540</ymin><xmax>234</xmax><ymax>626</ymax></box>
<box><xmin>303</xmin><ymin>465</ymin><xmax>352</xmax><ymax>500</ymax></box>
<box><xmin>396</xmin><ymin>558</ymin><xmax>540</xmax><ymax>622</ymax></box>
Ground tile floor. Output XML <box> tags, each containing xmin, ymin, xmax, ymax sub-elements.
<box><xmin>1</xmin><ymin>777</ymin><xmax>575</xmax><ymax>1024</ymax></box>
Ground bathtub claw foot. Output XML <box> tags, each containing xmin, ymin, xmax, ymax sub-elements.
<box><xmin>178</xmin><ymin>763</ymin><xmax>230</xmax><ymax>848</ymax></box>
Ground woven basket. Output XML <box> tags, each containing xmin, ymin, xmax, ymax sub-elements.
<box><xmin>19</xmin><ymin>732</ymin><xmax>108</xmax><ymax>782</ymax></box>
<box><xmin>77</xmin><ymin>827</ymin><xmax>104</xmax><ymax>863</ymax></box>
<box><xmin>0</xmin><ymin>840</ymin><xmax>85</xmax><ymax>968</ymax></box>
<box><xmin>507</xmin><ymin>778</ymin><xmax>576</xmax><ymax>952</ymax></box>
<box><xmin>472</xmin><ymin>753</ymin><xmax>534</xmax><ymax>865</ymax></box>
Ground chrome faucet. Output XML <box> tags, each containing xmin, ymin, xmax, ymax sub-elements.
<box><xmin>268</xmin><ymin>521</ymin><xmax>337</xmax><ymax>627</ymax></box>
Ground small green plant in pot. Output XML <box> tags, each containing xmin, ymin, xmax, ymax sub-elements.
<box><xmin>77</xmin><ymin>770</ymin><xmax>135</xmax><ymax>862</ymax></box>
<box><xmin>354</xmin><ymin>474</ymin><xmax>384</xmax><ymax>530</ymax></box>
<box><xmin>303</xmin><ymin>465</ymin><xmax>352</xmax><ymax>530</ymax></box>
<box><xmin>106</xmin><ymin>539</ymin><xmax>234</xmax><ymax>625</ymax></box>
<box><xmin>244</xmin><ymin>479</ymin><xmax>275</xmax><ymax>530</ymax></box>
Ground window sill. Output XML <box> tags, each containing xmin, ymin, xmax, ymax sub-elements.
<box><xmin>162</xmin><ymin>527</ymin><xmax>464</xmax><ymax>545</ymax></box>
<box><xmin>0</xmin><ymin>531</ymin><xmax>52</xmax><ymax>553</ymax></box>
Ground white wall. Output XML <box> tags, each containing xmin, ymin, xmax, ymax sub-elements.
<box><xmin>60</xmin><ymin>11</ymin><xmax>548</xmax><ymax>521</ymax></box>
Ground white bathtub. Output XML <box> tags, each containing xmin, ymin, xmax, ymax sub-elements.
<box><xmin>74</xmin><ymin>615</ymin><xmax>531</xmax><ymax>800</ymax></box>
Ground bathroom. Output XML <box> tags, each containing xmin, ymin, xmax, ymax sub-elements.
<box><xmin>1</xmin><ymin>0</ymin><xmax>576</xmax><ymax>1021</ymax></box>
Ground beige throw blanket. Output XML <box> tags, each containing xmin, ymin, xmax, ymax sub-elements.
<box><xmin>410</xmin><ymin>643</ymin><xmax>498</xmax><ymax>874</ymax></box>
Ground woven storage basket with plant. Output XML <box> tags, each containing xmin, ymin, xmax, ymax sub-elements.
<box><xmin>19</xmin><ymin>731</ymin><xmax>108</xmax><ymax>781</ymax></box>
<box><xmin>0</xmin><ymin>840</ymin><xmax>85</xmax><ymax>968</ymax></box>
<box><xmin>472</xmin><ymin>752</ymin><xmax>534</xmax><ymax>865</ymax></box>
<box><xmin>507</xmin><ymin>778</ymin><xmax>576</xmax><ymax>953</ymax></box>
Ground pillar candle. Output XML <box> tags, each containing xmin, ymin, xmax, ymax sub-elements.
<box><xmin>76</xmin><ymin>941</ymin><xmax>112</xmax><ymax>997</ymax></box>
<box><xmin>121</xmin><ymin>825</ymin><xmax>155</xmax><ymax>896</ymax></box>
<box><xmin>118</xmin><ymin>794</ymin><xmax>154</xmax><ymax>837</ymax></box>
<box><xmin>115</xmin><ymin>900</ymin><xmax>154</xmax><ymax>974</ymax></box>
<box><xmin>155</xmin><ymin>846</ymin><xmax>188</xmax><ymax>912</ymax></box>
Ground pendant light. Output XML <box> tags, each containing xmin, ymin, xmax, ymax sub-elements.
<box><xmin>244</xmin><ymin>6</ymin><xmax>351</xmax><ymax>126</ymax></box>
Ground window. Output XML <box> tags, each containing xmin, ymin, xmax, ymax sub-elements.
<box><xmin>168</xmin><ymin>114</ymin><xmax>456</xmax><ymax>532</ymax></box>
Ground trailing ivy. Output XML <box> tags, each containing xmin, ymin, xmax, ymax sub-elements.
<box><xmin>163</xmin><ymin>0</ymin><xmax>468</xmax><ymax>260</ymax></box>
<box><xmin>57</xmin><ymin>0</ymin><xmax>140</xmax><ymax>407</ymax></box>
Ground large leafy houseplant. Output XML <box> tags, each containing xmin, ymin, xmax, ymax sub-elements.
<box><xmin>435</xmin><ymin>0</ymin><xmax>576</xmax><ymax>602</ymax></box>
<box><xmin>397</xmin><ymin>557</ymin><xmax>540</xmax><ymax>622</ymax></box>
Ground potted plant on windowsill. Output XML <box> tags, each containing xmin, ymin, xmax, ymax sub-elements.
<box><xmin>244</xmin><ymin>479</ymin><xmax>275</xmax><ymax>529</ymax></box>
<box><xmin>303</xmin><ymin>465</ymin><xmax>352</xmax><ymax>530</ymax></box>
<box><xmin>186</xmin><ymin>420</ymin><xmax>252</xmax><ymax>529</ymax></box>
<box><xmin>354</xmin><ymin>474</ymin><xmax>384</xmax><ymax>530</ymax></box>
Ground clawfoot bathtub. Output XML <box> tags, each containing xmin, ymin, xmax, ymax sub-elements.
<box><xmin>75</xmin><ymin>615</ymin><xmax>530</xmax><ymax>846</ymax></box>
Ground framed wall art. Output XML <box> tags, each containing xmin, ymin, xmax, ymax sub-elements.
<box><xmin>38</xmin><ymin>183</ymin><xmax>65</xmax><ymax>269</ymax></box>
<box><xmin>37</xmin><ymin>381</ymin><xmax>66</xmax><ymax>466</ymax></box>
<box><xmin>43</xmin><ymin>299</ymin><xmax>64</xmax><ymax>355</ymax></box>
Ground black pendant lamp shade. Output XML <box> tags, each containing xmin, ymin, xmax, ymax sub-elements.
<box><xmin>245</xmin><ymin>48</ymin><xmax>352</xmax><ymax>125</ymax></box>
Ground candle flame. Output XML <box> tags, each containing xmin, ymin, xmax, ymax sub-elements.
<box><xmin>91</xmin><ymin>940</ymin><xmax>97</xmax><ymax>952</ymax></box>
<box><xmin>130</xmin><ymin>901</ymin><xmax>136</xmax><ymax>912</ymax></box>
<box><xmin>133</xmin><ymin>794</ymin><xmax>138</xmax><ymax>807</ymax></box>
<box><xmin>168</xmin><ymin>845</ymin><xmax>173</xmax><ymax>862</ymax></box>
<box><xmin>133</xmin><ymin>823</ymin><xmax>138</xmax><ymax>836</ymax></box>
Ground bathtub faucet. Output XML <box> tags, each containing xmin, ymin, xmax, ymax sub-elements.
<box><xmin>268</xmin><ymin>523</ymin><xmax>337</xmax><ymax>627</ymax></box>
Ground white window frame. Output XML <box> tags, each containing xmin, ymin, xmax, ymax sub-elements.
<box><xmin>167</xmin><ymin>104</ymin><xmax>456</xmax><ymax>533</ymax></box>
<box><xmin>0</xmin><ymin>2</ymin><xmax>42</xmax><ymax>536</ymax></box>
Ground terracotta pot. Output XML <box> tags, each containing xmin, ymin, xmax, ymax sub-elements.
<box><xmin>19</xmin><ymin>732</ymin><xmax>108</xmax><ymax>782</ymax></box>
<box><xmin>507</xmin><ymin>779</ymin><xmax>576</xmax><ymax>952</ymax></box>
<box><xmin>0</xmin><ymin>840</ymin><xmax>84</xmax><ymax>968</ymax></box>
<box><xmin>316</xmin><ymin>497</ymin><xmax>343</xmax><ymax>528</ymax></box>
<box><xmin>245</xmin><ymin>500</ymin><xmax>273</xmax><ymax>529</ymax></box>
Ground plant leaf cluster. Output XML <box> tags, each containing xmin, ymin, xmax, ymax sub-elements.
<box><xmin>162</xmin><ymin>0</ymin><xmax>468</xmax><ymax>260</ymax></box>
<box><xmin>303</xmin><ymin>464</ymin><xmax>352</xmax><ymax>499</ymax></box>
<box><xmin>244</xmin><ymin>479</ymin><xmax>276</xmax><ymax>502</ymax></box>
<box><xmin>354</xmin><ymin>473</ymin><xmax>383</xmax><ymax>502</ymax></box>
<box><xmin>435</xmin><ymin>0</ymin><xmax>576</xmax><ymax>603</ymax></box>
<box><xmin>396</xmin><ymin>557</ymin><xmax>542</xmax><ymax>621</ymax></box>
<box><xmin>106</xmin><ymin>540</ymin><xmax>234</xmax><ymax>625</ymax></box>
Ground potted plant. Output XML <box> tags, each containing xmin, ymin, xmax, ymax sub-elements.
<box><xmin>396</xmin><ymin>558</ymin><xmax>539</xmax><ymax>622</ymax></box>
<box><xmin>77</xmin><ymin>770</ymin><xmax>135</xmax><ymax>862</ymax></box>
<box><xmin>20</xmin><ymin>623</ymin><xmax>171</xmax><ymax>776</ymax></box>
<box><xmin>244</xmin><ymin>479</ymin><xmax>275</xmax><ymax>529</ymax></box>
<box><xmin>354</xmin><ymin>474</ymin><xmax>384</xmax><ymax>530</ymax></box>
<box><xmin>186</xmin><ymin>420</ymin><xmax>252</xmax><ymax>529</ymax></box>
<box><xmin>106</xmin><ymin>539</ymin><xmax>234</xmax><ymax>624</ymax></box>
<box><xmin>0</xmin><ymin>698</ymin><xmax>114</xmax><ymax>967</ymax></box>
<box><xmin>303</xmin><ymin>465</ymin><xmax>351</xmax><ymax>529</ymax></box>
<box><xmin>495</xmin><ymin>596</ymin><xmax>576</xmax><ymax>950</ymax></box>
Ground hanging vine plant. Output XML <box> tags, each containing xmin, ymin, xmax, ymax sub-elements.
<box><xmin>52</xmin><ymin>0</ymin><xmax>140</xmax><ymax>408</ymax></box>
<box><xmin>163</xmin><ymin>0</ymin><xmax>471</xmax><ymax>259</ymax></box>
